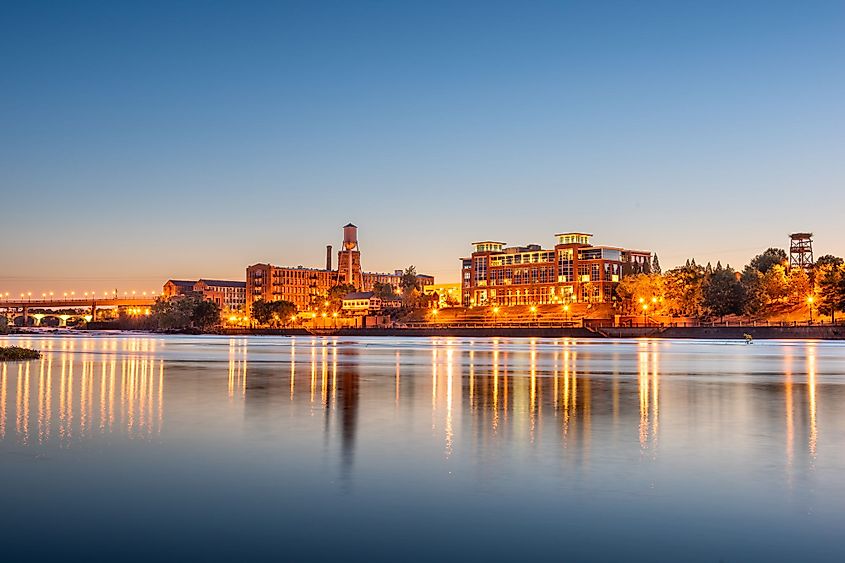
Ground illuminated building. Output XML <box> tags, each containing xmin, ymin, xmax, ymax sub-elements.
<box><xmin>460</xmin><ymin>232</ymin><xmax>651</xmax><ymax>306</ymax></box>
<box><xmin>162</xmin><ymin>280</ymin><xmax>196</xmax><ymax>298</ymax></box>
<box><xmin>247</xmin><ymin>223</ymin><xmax>434</xmax><ymax>312</ymax></box>
<box><xmin>423</xmin><ymin>282</ymin><xmax>462</xmax><ymax>308</ymax></box>
<box><xmin>194</xmin><ymin>280</ymin><xmax>247</xmax><ymax>312</ymax></box>
<box><xmin>162</xmin><ymin>279</ymin><xmax>246</xmax><ymax>312</ymax></box>
<box><xmin>341</xmin><ymin>292</ymin><xmax>402</xmax><ymax>315</ymax></box>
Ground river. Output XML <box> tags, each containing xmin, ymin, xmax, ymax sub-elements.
<box><xmin>1</xmin><ymin>334</ymin><xmax>844</xmax><ymax>561</ymax></box>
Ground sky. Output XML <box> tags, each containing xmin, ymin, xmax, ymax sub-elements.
<box><xmin>1</xmin><ymin>0</ymin><xmax>844</xmax><ymax>295</ymax></box>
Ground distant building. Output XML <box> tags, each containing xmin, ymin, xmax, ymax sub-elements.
<box><xmin>246</xmin><ymin>223</ymin><xmax>434</xmax><ymax>313</ymax></box>
<box><xmin>461</xmin><ymin>232</ymin><xmax>651</xmax><ymax>307</ymax></box>
<box><xmin>341</xmin><ymin>291</ymin><xmax>402</xmax><ymax>315</ymax></box>
<box><xmin>341</xmin><ymin>292</ymin><xmax>381</xmax><ymax>315</ymax></box>
<box><xmin>163</xmin><ymin>280</ymin><xmax>197</xmax><ymax>298</ymax></box>
<box><xmin>424</xmin><ymin>282</ymin><xmax>462</xmax><ymax>308</ymax></box>
<box><xmin>414</xmin><ymin>273</ymin><xmax>435</xmax><ymax>287</ymax></box>
<box><xmin>194</xmin><ymin>279</ymin><xmax>246</xmax><ymax>312</ymax></box>
<box><xmin>162</xmin><ymin>278</ymin><xmax>246</xmax><ymax>312</ymax></box>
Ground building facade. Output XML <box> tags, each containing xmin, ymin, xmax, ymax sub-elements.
<box><xmin>340</xmin><ymin>292</ymin><xmax>401</xmax><ymax>315</ymax></box>
<box><xmin>163</xmin><ymin>280</ymin><xmax>197</xmax><ymax>298</ymax></box>
<box><xmin>423</xmin><ymin>282</ymin><xmax>463</xmax><ymax>308</ymax></box>
<box><xmin>247</xmin><ymin>224</ymin><xmax>434</xmax><ymax>313</ymax></box>
<box><xmin>194</xmin><ymin>279</ymin><xmax>246</xmax><ymax>312</ymax></box>
<box><xmin>461</xmin><ymin>233</ymin><xmax>651</xmax><ymax>307</ymax></box>
<box><xmin>163</xmin><ymin>279</ymin><xmax>246</xmax><ymax>312</ymax></box>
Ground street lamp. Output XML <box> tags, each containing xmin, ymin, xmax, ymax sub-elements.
<box><xmin>642</xmin><ymin>303</ymin><xmax>649</xmax><ymax>325</ymax></box>
<box><xmin>807</xmin><ymin>296</ymin><xmax>814</xmax><ymax>323</ymax></box>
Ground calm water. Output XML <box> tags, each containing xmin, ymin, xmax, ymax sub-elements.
<box><xmin>1</xmin><ymin>334</ymin><xmax>844</xmax><ymax>562</ymax></box>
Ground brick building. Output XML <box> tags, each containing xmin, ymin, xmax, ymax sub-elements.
<box><xmin>194</xmin><ymin>279</ymin><xmax>246</xmax><ymax>312</ymax></box>
<box><xmin>461</xmin><ymin>232</ymin><xmax>651</xmax><ymax>307</ymax></box>
<box><xmin>247</xmin><ymin>223</ymin><xmax>434</xmax><ymax>312</ymax></box>
<box><xmin>162</xmin><ymin>279</ymin><xmax>246</xmax><ymax>313</ymax></box>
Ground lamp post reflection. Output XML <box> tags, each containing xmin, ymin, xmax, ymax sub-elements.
<box><xmin>0</xmin><ymin>341</ymin><xmax>164</xmax><ymax>444</ymax></box>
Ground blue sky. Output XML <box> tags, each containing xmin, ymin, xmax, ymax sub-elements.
<box><xmin>2</xmin><ymin>0</ymin><xmax>843</xmax><ymax>293</ymax></box>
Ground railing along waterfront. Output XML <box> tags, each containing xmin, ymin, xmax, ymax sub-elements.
<box><xmin>405</xmin><ymin>319</ymin><xmax>844</xmax><ymax>329</ymax></box>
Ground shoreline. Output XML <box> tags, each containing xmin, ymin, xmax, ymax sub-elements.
<box><xmin>6</xmin><ymin>325</ymin><xmax>844</xmax><ymax>340</ymax></box>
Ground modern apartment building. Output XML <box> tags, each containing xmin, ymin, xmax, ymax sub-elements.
<box><xmin>460</xmin><ymin>232</ymin><xmax>651</xmax><ymax>307</ymax></box>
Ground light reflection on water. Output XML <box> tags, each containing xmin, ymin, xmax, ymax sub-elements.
<box><xmin>1</xmin><ymin>334</ymin><xmax>844</xmax><ymax>561</ymax></box>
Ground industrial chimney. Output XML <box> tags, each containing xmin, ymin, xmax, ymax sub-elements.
<box><xmin>326</xmin><ymin>245</ymin><xmax>333</xmax><ymax>271</ymax></box>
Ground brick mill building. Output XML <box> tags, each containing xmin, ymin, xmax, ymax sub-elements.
<box><xmin>162</xmin><ymin>279</ymin><xmax>247</xmax><ymax>312</ymax></box>
<box><xmin>247</xmin><ymin>223</ymin><xmax>434</xmax><ymax>312</ymax></box>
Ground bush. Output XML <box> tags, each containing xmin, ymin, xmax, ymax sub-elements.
<box><xmin>0</xmin><ymin>346</ymin><xmax>42</xmax><ymax>361</ymax></box>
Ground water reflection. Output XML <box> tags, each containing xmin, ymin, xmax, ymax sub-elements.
<box><xmin>0</xmin><ymin>342</ymin><xmax>164</xmax><ymax>444</ymax></box>
<box><xmin>0</xmin><ymin>336</ymin><xmax>835</xmax><ymax>473</ymax></box>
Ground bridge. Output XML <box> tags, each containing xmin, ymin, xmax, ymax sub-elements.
<box><xmin>0</xmin><ymin>297</ymin><xmax>157</xmax><ymax>326</ymax></box>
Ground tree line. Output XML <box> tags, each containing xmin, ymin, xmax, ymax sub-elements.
<box><xmin>617</xmin><ymin>249</ymin><xmax>845</xmax><ymax>322</ymax></box>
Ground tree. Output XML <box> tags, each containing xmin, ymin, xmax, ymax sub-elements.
<box><xmin>761</xmin><ymin>264</ymin><xmax>789</xmax><ymax>303</ymax></box>
<box><xmin>702</xmin><ymin>265</ymin><xmax>745</xmax><ymax>321</ymax></box>
<box><xmin>815</xmin><ymin>263</ymin><xmax>844</xmax><ymax>323</ymax></box>
<box><xmin>748</xmin><ymin>248</ymin><xmax>788</xmax><ymax>274</ymax></box>
<box><xmin>327</xmin><ymin>284</ymin><xmax>357</xmax><ymax>310</ymax></box>
<box><xmin>151</xmin><ymin>295</ymin><xmax>219</xmax><ymax>331</ymax></box>
<box><xmin>193</xmin><ymin>299</ymin><xmax>221</xmax><ymax>330</ymax></box>
<box><xmin>615</xmin><ymin>273</ymin><xmax>665</xmax><ymax>315</ymax></box>
<box><xmin>251</xmin><ymin>299</ymin><xmax>297</xmax><ymax>326</ymax></box>
<box><xmin>814</xmin><ymin>255</ymin><xmax>844</xmax><ymax>269</ymax></box>
<box><xmin>250</xmin><ymin>300</ymin><xmax>272</xmax><ymax>325</ymax></box>
<box><xmin>651</xmin><ymin>254</ymin><xmax>662</xmax><ymax>275</ymax></box>
<box><xmin>663</xmin><ymin>261</ymin><xmax>706</xmax><ymax>317</ymax></box>
<box><xmin>786</xmin><ymin>267</ymin><xmax>811</xmax><ymax>302</ymax></box>
<box><xmin>400</xmin><ymin>266</ymin><xmax>420</xmax><ymax>292</ymax></box>
<box><xmin>267</xmin><ymin>300</ymin><xmax>297</xmax><ymax>326</ymax></box>
<box><xmin>372</xmin><ymin>282</ymin><xmax>398</xmax><ymax>300</ymax></box>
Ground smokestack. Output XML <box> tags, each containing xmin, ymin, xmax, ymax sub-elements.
<box><xmin>326</xmin><ymin>245</ymin><xmax>333</xmax><ymax>271</ymax></box>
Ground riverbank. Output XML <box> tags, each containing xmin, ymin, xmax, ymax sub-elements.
<box><xmin>216</xmin><ymin>325</ymin><xmax>845</xmax><ymax>340</ymax></box>
<box><xmin>9</xmin><ymin>324</ymin><xmax>844</xmax><ymax>340</ymax></box>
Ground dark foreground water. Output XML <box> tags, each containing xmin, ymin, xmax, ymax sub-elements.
<box><xmin>1</xmin><ymin>334</ymin><xmax>844</xmax><ymax>562</ymax></box>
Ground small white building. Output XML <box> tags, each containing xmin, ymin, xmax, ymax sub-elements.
<box><xmin>341</xmin><ymin>292</ymin><xmax>381</xmax><ymax>315</ymax></box>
